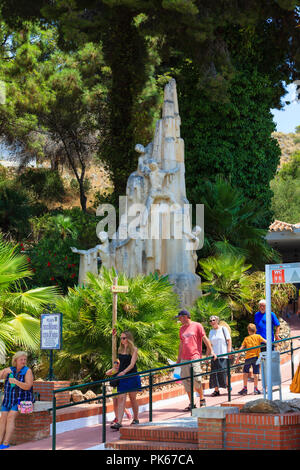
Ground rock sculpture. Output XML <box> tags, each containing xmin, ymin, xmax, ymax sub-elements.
<box><xmin>72</xmin><ymin>79</ymin><xmax>202</xmax><ymax>306</ymax></box>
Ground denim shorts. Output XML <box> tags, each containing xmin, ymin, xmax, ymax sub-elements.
<box><xmin>1</xmin><ymin>403</ymin><xmax>18</xmax><ymax>412</ymax></box>
<box><xmin>243</xmin><ymin>357</ymin><xmax>260</xmax><ymax>374</ymax></box>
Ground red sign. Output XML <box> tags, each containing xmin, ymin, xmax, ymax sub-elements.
<box><xmin>272</xmin><ymin>269</ymin><xmax>285</xmax><ymax>284</ymax></box>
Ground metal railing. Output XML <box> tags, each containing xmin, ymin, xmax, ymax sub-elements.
<box><xmin>50</xmin><ymin>335</ymin><xmax>300</xmax><ymax>450</ymax></box>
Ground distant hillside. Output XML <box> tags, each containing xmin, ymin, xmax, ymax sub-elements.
<box><xmin>272</xmin><ymin>131</ymin><xmax>300</xmax><ymax>167</ymax></box>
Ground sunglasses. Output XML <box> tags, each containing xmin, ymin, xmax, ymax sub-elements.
<box><xmin>120</xmin><ymin>336</ymin><xmax>127</xmax><ymax>340</ymax></box>
<box><xmin>209</xmin><ymin>319</ymin><xmax>216</xmax><ymax>322</ymax></box>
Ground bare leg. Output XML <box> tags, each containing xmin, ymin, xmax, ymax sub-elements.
<box><xmin>195</xmin><ymin>383</ymin><xmax>204</xmax><ymax>400</ymax></box>
<box><xmin>128</xmin><ymin>392</ymin><xmax>139</xmax><ymax>421</ymax></box>
<box><xmin>117</xmin><ymin>394</ymin><xmax>127</xmax><ymax>424</ymax></box>
<box><xmin>3</xmin><ymin>411</ymin><xmax>17</xmax><ymax>445</ymax></box>
<box><xmin>254</xmin><ymin>374</ymin><xmax>259</xmax><ymax>389</ymax></box>
<box><xmin>243</xmin><ymin>373</ymin><xmax>248</xmax><ymax>388</ymax></box>
<box><xmin>112</xmin><ymin>397</ymin><xmax>118</xmax><ymax>421</ymax></box>
<box><xmin>0</xmin><ymin>412</ymin><xmax>8</xmax><ymax>444</ymax></box>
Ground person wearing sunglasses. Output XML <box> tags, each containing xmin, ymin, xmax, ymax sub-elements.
<box><xmin>110</xmin><ymin>331</ymin><xmax>141</xmax><ymax>430</ymax></box>
<box><xmin>208</xmin><ymin>316</ymin><xmax>232</xmax><ymax>397</ymax></box>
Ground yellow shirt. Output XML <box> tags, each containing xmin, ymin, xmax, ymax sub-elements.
<box><xmin>242</xmin><ymin>334</ymin><xmax>265</xmax><ymax>359</ymax></box>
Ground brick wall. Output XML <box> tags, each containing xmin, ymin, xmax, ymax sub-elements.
<box><xmin>226</xmin><ymin>412</ymin><xmax>300</xmax><ymax>450</ymax></box>
<box><xmin>10</xmin><ymin>411</ymin><xmax>51</xmax><ymax>445</ymax></box>
<box><xmin>198</xmin><ymin>417</ymin><xmax>225</xmax><ymax>449</ymax></box>
<box><xmin>33</xmin><ymin>381</ymin><xmax>71</xmax><ymax>406</ymax></box>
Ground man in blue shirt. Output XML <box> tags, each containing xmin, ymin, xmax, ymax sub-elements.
<box><xmin>254</xmin><ymin>299</ymin><xmax>280</xmax><ymax>348</ymax></box>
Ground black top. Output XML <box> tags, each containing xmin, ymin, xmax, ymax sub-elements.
<box><xmin>118</xmin><ymin>353</ymin><xmax>137</xmax><ymax>375</ymax></box>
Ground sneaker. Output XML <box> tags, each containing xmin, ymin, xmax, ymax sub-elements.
<box><xmin>183</xmin><ymin>404</ymin><xmax>197</xmax><ymax>411</ymax></box>
<box><xmin>238</xmin><ymin>387</ymin><xmax>247</xmax><ymax>396</ymax></box>
<box><xmin>254</xmin><ymin>388</ymin><xmax>261</xmax><ymax>395</ymax></box>
<box><xmin>110</xmin><ymin>417</ymin><xmax>118</xmax><ymax>425</ymax></box>
<box><xmin>110</xmin><ymin>422</ymin><xmax>122</xmax><ymax>430</ymax></box>
<box><xmin>199</xmin><ymin>399</ymin><xmax>206</xmax><ymax>407</ymax></box>
<box><xmin>211</xmin><ymin>390</ymin><xmax>220</xmax><ymax>397</ymax></box>
<box><xmin>130</xmin><ymin>419</ymin><xmax>139</xmax><ymax>425</ymax></box>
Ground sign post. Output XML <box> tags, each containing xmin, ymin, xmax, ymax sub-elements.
<box><xmin>110</xmin><ymin>278</ymin><xmax>129</xmax><ymax>362</ymax></box>
<box><xmin>265</xmin><ymin>262</ymin><xmax>300</xmax><ymax>400</ymax></box>
<box><xmin>40</xmin><ymin>311</ymin><xmax>63</xmax><ymax>381</ymax></box>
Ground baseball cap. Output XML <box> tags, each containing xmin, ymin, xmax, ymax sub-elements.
<box><xmin>175</xmin><ymin>309</ymin><xmax>191</xmax><ymax>319</ymax></box>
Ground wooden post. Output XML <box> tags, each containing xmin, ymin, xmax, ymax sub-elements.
<box><xmin>112</xmin><ymin>277</ymin><xmax>118</xmax><ymax>363</ymax></box>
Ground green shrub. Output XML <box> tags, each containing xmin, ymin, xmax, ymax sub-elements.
<box><xmin>49</xmin><ymin>269</ymin><xmax>181</xmax><ymax>381</ymax></box>
<box><xmin>27</xmin><ymin>209</ymin><xmax>99</xmax><ymax>292</ymax></box>
<box><xmin>17</xmin><ymin>168</ymin><xmax>65</xmax><ymax>202</ymax></box>
<box><xmin>0</xmin><ymin>179</ymin><xmax>46</xmax><ymax>240</ymax></box>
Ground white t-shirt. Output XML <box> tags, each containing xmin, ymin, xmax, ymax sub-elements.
<box><xmin>209</xmin><ymin>327</ymin><xmax>230</xmax><ymax>356</ymax></box>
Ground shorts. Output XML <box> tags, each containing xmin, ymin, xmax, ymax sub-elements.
<box><xmin>1</xmin><ymin>403</ymin><xmax>18</xmax><ymax>412</ymax></box>
<box><xmin>180</xmin><ymin>361</ymin><xmax>202</xmax><ymax>393</ymax></box>
<box><xmin>243</xmin><ymin>357</ymin><xmax>260</xmax><ymax>375</ymax></box>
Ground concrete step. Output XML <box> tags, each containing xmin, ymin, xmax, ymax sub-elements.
<box><xmin>105</xmin><ymin>439</ymin><xmax>199</xmax><ymax>450</ymax></box>
<box><xmin>119</xmin><ymin>424</ymin><xmax>199</xmax><ymax>444</ymax></box>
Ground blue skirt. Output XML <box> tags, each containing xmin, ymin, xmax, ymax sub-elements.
<box><xmin>117</xmin><ymin>374</ymin><xmax>142</xmax><ymax>393</ymax></box>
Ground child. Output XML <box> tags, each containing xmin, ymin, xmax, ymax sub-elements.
<box><xmin>106</xmin><ymin>360</ymin><xmax>132</xmax><ymax>425</ymax></box>
<box><xmin>235</xmin><ymin>323</ymin><xmax>267</xmax><ymax>395</ymax></box>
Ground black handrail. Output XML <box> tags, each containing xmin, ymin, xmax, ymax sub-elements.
<box><xmin>51</xmin><ymin>335</ymin><xmax>300</xmax><ymax>450</ymax></box>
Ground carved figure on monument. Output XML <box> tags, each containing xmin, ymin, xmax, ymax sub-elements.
<box><xmin>97</xmin><ymin>231</ymin><xmax>112</xmax><ymax>269</ymax></box>
<box><xmin>141</xmin><ymin>160</ymin><xmax>179</xmax><ymax>226</ymax></box>
<box><xmin>183</xmin><ymin>225</ymin><xmax>202</xmax><ymax>270</ymax></box>
<box><xmin>71</xmin><ymin>245</ymin><xmax>100</xmax><ymax>285</ymax></box>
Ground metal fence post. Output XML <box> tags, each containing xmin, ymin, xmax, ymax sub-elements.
<box><xmin>149</xmin><ymin>372</ymin><xmax>153</xmax><ymax>422</ymax></box>
<box><xmin>52</xmin><ymin>393</ymin><xmax>56</xmax><ymax>451</ymax></box>
<box><xmin>102</xmin><ymin>383</ymin><xmax>106</xmax><ymax>443</ymax></box>
<box><xmin>291</xmin><ymin>339</ymin><xmax>294</xmax><ymax>378</ymax></box>
<box><xmin>226</xmin><ymin>358</ymin><xmax>231</xmax><ymax>402</ymax></box>
<box><xmin>190</xmin><ymin>364</ymin><xmax>194</xmax><ymax>413</ymax></box>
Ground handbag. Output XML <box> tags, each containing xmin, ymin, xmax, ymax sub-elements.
<box><xmin>222</xmin><ymin>327</ymin><xmax>235</xmax><ymax>365</ymax></box>
<box><xmin>18</xmin><ymin>401</ymin><xmax>33</xmax><ymax>414</ymax></box>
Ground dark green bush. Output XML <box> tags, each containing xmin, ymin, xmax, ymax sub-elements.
<box><xmin>17</xmin><ymin>168</ymin><xmax>65</xmax><ymax>202</ymax></box>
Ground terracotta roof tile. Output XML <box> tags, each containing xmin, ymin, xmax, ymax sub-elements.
<box><xmin>269</xmin><ymin>220</ymin><xmax>300</xmax><ymax>232</ymax></box>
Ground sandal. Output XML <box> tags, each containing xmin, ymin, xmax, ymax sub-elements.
<box><xmin>211</xmin><ymin>390</ymin><xmax>220</xmax><ymax>397</ymax></box>
<box><xmin>183</xmin><ymin>404</ymin><xmax>197</xmax><ymax>411</ymax></box>
<box><xmin>110</xmin><ymin>422</ymin><xmax>122</xmax><ymax>430</ymax></box>
<box><xmin>200</xmin><ymin>399</ymin><xmax>206</xmax><ymax>407</ymax></box>
<box><xmin>130</xmin><ymin>419</ymin><xmax>139</xmax><ymax>425</ymax></box>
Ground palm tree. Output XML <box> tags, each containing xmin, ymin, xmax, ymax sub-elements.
<box><xmin>191</xmin><ymin>294</ymin><xmax>238</xmax><ymax>339</ymax></box>
<box><xmin>247</xmin><ymin>271</ymin><xmax>297</xmax><ymax>316</ymax></box>
<box><xmin>53</xmin><ymin>268</ymin><xmax>181</xmax><ymax>381</ymax></box>
<box><xmin>0</xmin><ymin>237</ymin><xmax>60</xmax><ymax>355</ymax></box>
<box><xmin>198</xmin><ymin>254</ymin><xmax>253</xmax><ymax>321</ymax></box>
<box><xmin>200</xmin><ymin>177</ymin><xmax>281</xmax><ymax>270</ymax></box>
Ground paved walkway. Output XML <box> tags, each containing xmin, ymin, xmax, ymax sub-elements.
<box><xmin>5</xmin><ymin>316</ymin><xmax>300</xmax><ymax>451</ymax></box>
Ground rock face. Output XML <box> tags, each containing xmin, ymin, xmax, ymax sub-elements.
<box><xmin>241</xmin><ymin>398</ymin><xmax>300</xmax><ymax>414</ymax></box>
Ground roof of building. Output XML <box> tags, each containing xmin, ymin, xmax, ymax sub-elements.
<box><xmin>269</xmin><ymin>220</ymin><xmax>300</xmax><ymax>232</ymax></box>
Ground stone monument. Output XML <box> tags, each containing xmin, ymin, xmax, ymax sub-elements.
<box><xmin>73</xmin><ymin>79</ymin><xmax>202</xmax><ymax>306</ymax></box>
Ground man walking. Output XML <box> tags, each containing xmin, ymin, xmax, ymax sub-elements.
<box><xmin>254</xmin><ymin>299</ymin><xmax>280</xmax><ymax>350</ymax></box>
<box><xmin>176</xmin><ymin>310</ymin><xmax>216</xmax><ymax>410</ymax></box>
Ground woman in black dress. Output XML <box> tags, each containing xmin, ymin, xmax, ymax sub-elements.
<box><xmin>111</xmin><ymin>331</ymin><xmax>141</xmax><ymax>430</ymax></box>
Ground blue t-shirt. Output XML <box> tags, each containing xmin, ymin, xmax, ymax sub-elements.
<box><xmin>254</xmin><ymin>311</ymin><xmax>280</xmax><ymax>342</ymax></box>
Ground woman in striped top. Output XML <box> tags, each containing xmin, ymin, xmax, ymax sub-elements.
<box><xmin>0</xmin><ymin>351</ymin><xmax>34</xmax><ymax>449</ymax></box>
